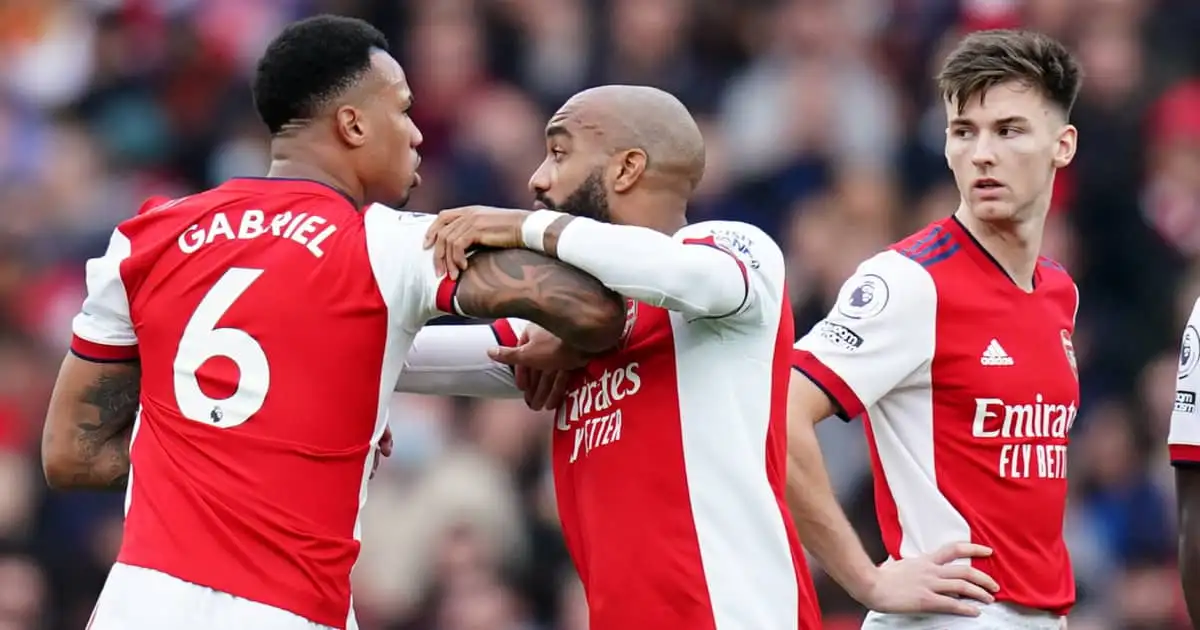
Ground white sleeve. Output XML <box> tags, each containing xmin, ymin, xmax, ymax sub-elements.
<box><xmin>553</xmin><ymin>218</ymin><xmax>783</xmax><ymax>322</ymax></box>
<box><xmin>1170</xmin><ymin>297</ymin><xmax>1200</xmax><ymax>465</ymax></box>
<box><xmin>792</xmin><ymin>250</ymin><xmax>937</xmax><ymax>420</ymax></box>
<box><xmin>395</xmin><ymin>320</ymin><xmax>525</xmax><ymax>398</ymax></box>
<box><xmin>363</xmin><ymin>204</ymin><xmax>456</xmax><ymax>329</ymax></box>
<box><xmin>70</xmin><ymin>227</ymin><xmax>139</xmax><ymax>362</ymax></box>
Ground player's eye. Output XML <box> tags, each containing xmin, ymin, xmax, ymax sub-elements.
<box><xmin>550</xmin><ymin>148</ymin><xmax>566</xmax><ymax>161</ymax></box>
<box><xmin>951</xmin><ymin>127</ymin><xmax>973</xmax><ymax>139</ymax></box>
<box><xmin>998</xmin><ymin>126</ymin><xmax>1020</xmax><ymax>137</ymax></box>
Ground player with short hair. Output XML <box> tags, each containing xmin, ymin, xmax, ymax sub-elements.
<box><xmin>787</xmin><ymin>29</ymin><xmax>1083</xmax><ymax>629</ymax></box>
<box><xmin>419</xmin><ymin>83</ymin><xmax>818</xmax><ymax>630</ymax></box>
<box><xmin>41</xmin><ymin>15</ymin><xmax>625</xmax><ymax>630</ymax></box>
<box><xmin>395</xmin><ymin>83</ymin><xmax>1000</xmax><ymax>630</ymax></box>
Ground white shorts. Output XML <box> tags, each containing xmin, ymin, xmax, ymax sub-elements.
<box><xmin>862</xmin><ymin>602</ymin><xmax>1066</xmax><ymax>630</ymax></box>
<box><xmin>88</xmin><ymin>563</ymin><xmax>340</xmax><ymax>630</ymax></box>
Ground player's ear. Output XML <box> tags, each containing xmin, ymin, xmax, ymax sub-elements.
<box><xmin>1052</xmin><ymin>124</ymin><xmax>1077</xmax><ymax>169</ymax></box>
<box><xmin>610</xmin><ymin>148</ymin><xmax>647</xmax><ymax>194</ymax></box>
<box><xmin>336</xmin><ymin>105</ymin><xmax>368</xmax><ymax>148</ymax></box>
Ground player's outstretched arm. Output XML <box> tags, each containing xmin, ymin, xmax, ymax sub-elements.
<box><xmin>449</xmin><ymin>248</ymin><xmax>626</xmax><ymax>354</ymax></box>
<box><xmin>42</xmin><ymin>355</ymin><xmax>138</xmax><ymax>490</ymax></box>
<box><xmin>1177</xmin><ymin>469</ymin><xmax>1200</xmax><ymax>627</ymax></box>
<box><xmin>395</xmin><ymin>322</ymin><xmax>523</xmax><ymax>398</ymax></box>
<box><xmin>366</xmin><ymin>205</ymin><xmax>624</xmax><ymax>355</ymax></box>
<box><xmin>426</xmin><ymin>207</ymin><xmax>760</xmax><ymax>320</ymax></box>
<box><xmin>532</xmin><ymin>214</ymin><xmax>750</xmax><ymax>319</ymax></box>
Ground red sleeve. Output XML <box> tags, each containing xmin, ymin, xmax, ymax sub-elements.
<box><xmin>1172</xmin><ymin>445</ymin><xmax>1200</xmax><ymax>465</ymax></box>
<box><xmin>490</xmin><ymin>319</ymin><xmax>520</xmax><ymax>347</ymax></box>
<box><xmin>70</xmin><ymin>335</ymin><xmax>139</xmax><ymax>362</ymax></box>
<box><xmin>435</xmin><ymin>275</ymin><xmax>462</xmax><ymax>316</ymax></box>
<box><xmin>792</xmin><ymin>348</ymin><xmax>866</xmax><ymax>421</ymax></box>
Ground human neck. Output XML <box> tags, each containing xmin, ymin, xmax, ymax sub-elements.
<box><xmin>953</xmin><ymin>203</ymin><xmax>1047</xmax><ymax>292</ymax></box>
<box><xmin>266</xmin><ymin>137</ymin><xmax>363</xmax><ymax>206</ymax></box>
<box><xmin>620</xmin><ymin>192</ymin><xmax>688</xmax><ymax>235</ymax></box>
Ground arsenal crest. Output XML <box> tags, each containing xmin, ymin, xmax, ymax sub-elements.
<box><xmin>620</xmin><ymin>299</ymin><xmax>639</xmax><ymax>348</ymax></box>
<box><xmin>1060</xmin><ymin>329</ymin><xmax>1077</xmax><ymax>378</ymax></box>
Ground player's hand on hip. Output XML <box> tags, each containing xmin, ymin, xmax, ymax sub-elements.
<box><xmin>861</xmin><ymin>542</ymin><xmax>998</xmax><ymax>617</ymax></box>
<box><xmin>423</xmin><ymin>206</ymin><xmax>530</xmax><ymax>279</ymax></box>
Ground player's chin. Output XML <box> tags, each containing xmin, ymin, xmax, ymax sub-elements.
<box><xmin>967</xmin><ymin>200</ymin><xmax>1018</xmax><ymax>222</ymax></box>
<box><xmin>391</xmin><ymin>181</ymin><xmax>416</xmax><ymax>208</ymax></box>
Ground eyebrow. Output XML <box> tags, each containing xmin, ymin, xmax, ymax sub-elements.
<box><xmin>949</xmin><ymin>115</ymin><xmax>1030</xmax><ymax>127</ymax></box>
<box><xmin>545</xmin><ymin>124</ymin><xmax>571</xmax><ymax>139</ymax></box>
<box><xmin>994</xmin><ymin>116</ymin><xmax>1029</xmax><ymax>126</ymax></box>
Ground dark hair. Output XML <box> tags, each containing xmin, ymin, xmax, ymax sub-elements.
<box><xmin>937</xmin><ymin>29</ymin><xmax>1082</xmax><ymax>117</ymax></box>
<box><xmin>252</xmin><ymin>15</ymin><xmax>389</xmax><ymax>135</ymax></box>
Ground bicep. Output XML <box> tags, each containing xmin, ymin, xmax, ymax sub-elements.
<box><xmin>787</xmin><ymin>370</ymin><xmax>837</xmax><ymax>428</ymax></box>
<box><xmin>1178</xmin><ymin>468</ymin><xmax>1200</xmax><ymax>560</ymax></box>
<box><xmin>43</xmin><ymin>355</ymin><xmax>140</xmax><ymax>475</ymax></box>
<box><xmin>792</xmin><ymin>251</ymin><xmax>936</xmax><ymax>418</ymax></box>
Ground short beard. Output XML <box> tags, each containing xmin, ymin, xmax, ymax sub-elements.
<box><xmin>536</xmin><ymin>170</ymin><xmax>611</xmax><ymax>223</ymax></box>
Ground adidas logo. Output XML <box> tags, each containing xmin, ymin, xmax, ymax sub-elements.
<box><xmin>980</xmin><ymin>339</ymin><xmax>1014</xmax><ymax>366</ymax></box>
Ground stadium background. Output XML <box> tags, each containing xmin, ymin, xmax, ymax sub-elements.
<box><xmin>0</xmin><ymin>0</ymin><xmax>1198</xmax><ymax>628</ymax></box>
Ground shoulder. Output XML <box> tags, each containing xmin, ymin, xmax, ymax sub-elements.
<box><xmin>1036</xmin><ymin>256</ymin><xmax>1079</xmax><ymax>312</ymax></box>
<box><xmin>366</xmin><ymin>203</ymin><xmax>436</xmax><ymax>222</ymax></box>
<box><xmin>362</xmin><ymin>204</ymin><xmax>437</xmax><ymax>238</ymax></box>
<box><xmin>891</xmin><ymin>221</ymin><xmax>962</xmax><ymax>269</ymax></box>
<box><xmin>1037</xmin><ymin>257</ymin><xmax>1076</xmax><ymax>291</ymax></box>
<box><xmin>833</xmin><ymin>249</ymin><xmax>937</xmax><ymax>322</ymax></box>
<box><xmin>674</xmin><ymin>220</ymin><xmax>781</xmax><ymax>269</ymax></box>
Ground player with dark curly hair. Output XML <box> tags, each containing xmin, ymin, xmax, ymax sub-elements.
<box><xmin>43</xmin><ymin>15</ymin><xmax>624</xmax><ymax>630</ymax></box>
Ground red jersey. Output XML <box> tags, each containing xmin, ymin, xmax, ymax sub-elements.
<box><xmin>69</xmin><ymin>179</ymin><xmax>454</xmax><ymax>629</ymax></box>
<box><xmin>542</xmin><ymin>221</ymin><xmax>821</xmax><ymax>630</ymax></box>
<box><xmin>794</xmin><ymin>216</ymin><xmax>1079</xmax><ymax>616</ymax></box>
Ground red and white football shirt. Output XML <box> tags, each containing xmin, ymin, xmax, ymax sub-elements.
<box><xmin>1169</xmin><ymin>298</ymin><xmax>1200</xmax><ymax>464</ymax></box>
<box><xmin>70</xmin><ymin>178</ymin><xmax>455</xmax><ymax>629</ymax></box>
<box><xmin>793</xmin><ymin>216</ymin><xmax>1080</xmax><ymax>618</ymax></box>
<box><xmin>542</xmin><ymin>221</ymin><xmax>821</xmax><ymax>630</ymax></box>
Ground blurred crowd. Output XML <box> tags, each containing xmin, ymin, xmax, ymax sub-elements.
<box><xmin>1</xmin><ymin>0</ymin><xmax>1198</xmax><ymax>628</ymax></box>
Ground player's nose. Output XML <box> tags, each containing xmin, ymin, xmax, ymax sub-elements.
<box><xmin>409</xmin><ymin>118</ymin><xmax>424</xmax><ymax>148</ymax></box>
<box><xmin>970</xmin><ymin>136</ymin><xmax>997</xmax><ymax>167</ymax></box>
<box><xmin>528</xmin><ymin>161</ymin><xmax>551</xmax><ymax>196</ymax></box>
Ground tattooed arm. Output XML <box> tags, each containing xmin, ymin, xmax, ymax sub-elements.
<box><xmin>42</xmin><ymin>355</ymin><xmax>139</xmax><ymax>490</ymax></box>
<box><xmin>365</xmin><ymin>204</ymin><xmax>625</xmax><ymax>353</ymax></box>
<box><xmin>446</xmin><ymin>248</ymin><xmax>625</xmax><ymax>353</ymax></box>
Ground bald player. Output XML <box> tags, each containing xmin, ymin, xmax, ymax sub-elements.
<box><xmin>409</xmin><ymin>85</ymin><xmax>1001</xmax><ymax>629</ymax></box>
<box><xmin>414</xmin><ymin>84</ymin><xmax>821</xmax><ymax>630</ymax></box>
